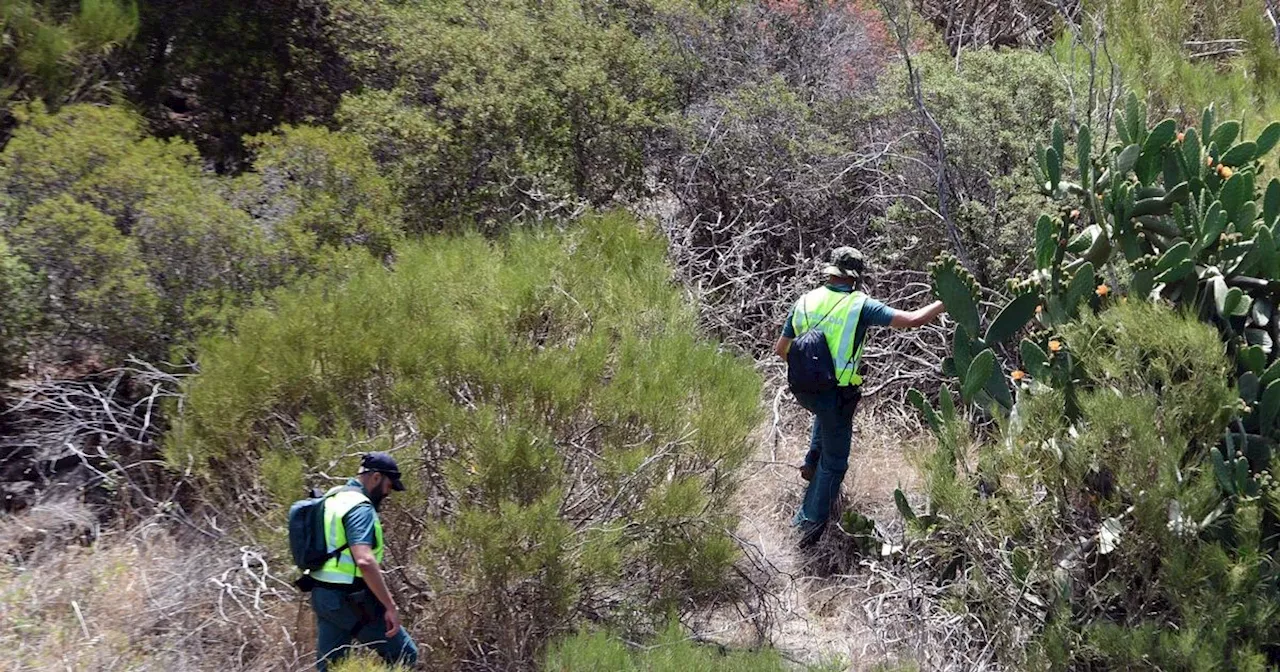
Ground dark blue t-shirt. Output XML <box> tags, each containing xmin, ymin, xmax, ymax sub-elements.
<box><xmin>781</xmin><ymin>284</ymin><xmax>896</xmax><ymax>355</ymax></box>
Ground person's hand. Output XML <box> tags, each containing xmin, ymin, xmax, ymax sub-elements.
<box><xmin>384</xmin><ymin>606</ymin><xmax>402</xmax><ymax>638</ymax></box>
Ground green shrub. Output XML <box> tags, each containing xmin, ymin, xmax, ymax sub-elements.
<box><xmin>0</xmin><ymin>103</ymin><xmax>400</xmax><ymax>369</ymax></box>
<box><xmin>7</xmin><ymin>194</ymin><xmax>159</xmax><ymax>358</ymax></box>
<box><xmin>243</xmin><ymin>125</ymin><xmax>401</xmax><ymax>260</ymax></box>
<box><xmin>333</xmin><ymin>0</ymin><xmax>682</xmax><ymax>229</ymax></box>
<box><xmin>168</xmin><ymin>212</ymin><xmax>762</xmax><ymax>667</ymax></box>
<box><xmin>913</xmin><ymin>301</ymin><xmax>1260</xmax><ymax>666</ymax></box>
<box><xmin>0</xmin><ymin>233</ymin><xmax>36</xmax><ymax>376</ymax></box>
<box><xmin>326</xmin><ymin>653</ymin><xmax>410</xmax><ymax>672</ymax></box>
<box><xmin>1095</xmin><ymin>0</ymin><xmax>1280</xmax><ymax>129</ymax></box>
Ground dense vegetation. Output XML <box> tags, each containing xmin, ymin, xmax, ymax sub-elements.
<box><xmin>168</xmin><ymin>213</ymin><xmax>762</xmax><ymax>666</ymax></box>
<box><xmin>903</xmin><ymin>100</ymin><xmax>1280</xmax><ymax>666</ymax></box>
<box><xmin>4</xmin><ymin>0</ymin><xmax>1280</xmax><ymax>669</ymax></box>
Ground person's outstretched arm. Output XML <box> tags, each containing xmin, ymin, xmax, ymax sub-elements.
<box><xmin>889</xmin><ymin>300</ymin><xmax>946</xmax><ymax>329</ymax></box>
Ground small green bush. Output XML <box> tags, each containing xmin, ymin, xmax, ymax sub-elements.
<box><xmin>168</xmin><ymin>211</ymin><xmax>762</xmax><ymax>667</ymax></box>
<box><xmin>8</xmin><ymin>194</ymin><xmax>160</xmax><ymax>357</ymax></box>
<box><xmin>326</xmin><ymin>653</ymin><xmax>410</xmax><ymax>672</ymax></box>
<box><xmin>243</xmin><ymin>125</ymin><xmax>402</xmax><ymax>260</ymax></box>
<box><xmin>0</xmin><ymin>233</ymin><xmax>36</xmax><ymax>376</ymax></box>
<box><xmin>544</xmin><ymin>622</ymin><xmax>794</xmax><ymax>672</ymax></box>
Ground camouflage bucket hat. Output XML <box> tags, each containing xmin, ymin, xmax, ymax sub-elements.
<box><xmin>822</xmin><ymin>246</ymin><xmax>865</xmax><ymax>279</ymax></box>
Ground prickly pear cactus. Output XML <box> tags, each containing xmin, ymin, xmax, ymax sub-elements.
<box><xmin>926</xmin><ymin>253</ymin><xmax>1036</xmax><ymax>412</ymax></box>
<box><xmin>917</xmin><ymin>92</ymin><xmax>1280</xmax><ymax>502</ymax></box>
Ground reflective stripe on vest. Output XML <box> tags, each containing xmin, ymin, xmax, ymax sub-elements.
<box><xmin>790</xmin><ymin>287</ymin><xmax>869</xmax><ymax>386</ymax></box>
<box><xmin>309</xmin><ymin>488</ymin><xmax>384</xmax><ymax>584</ymax></box>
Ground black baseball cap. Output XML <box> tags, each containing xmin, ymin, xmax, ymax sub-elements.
<box><xmin>358</xmin><ymin>452</ymin><xmax>405</xmax><ymax>491</ymax></box>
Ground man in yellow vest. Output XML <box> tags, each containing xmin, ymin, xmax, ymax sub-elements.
<box><xmin>309</xmin><ymin>452</ymin><xmax>418</xmax><ymax>670</ymax></box>
<box><xmin>773</xmin><ymin>247</ymin><xmax>945</xmax><ymax>546</ymax></box>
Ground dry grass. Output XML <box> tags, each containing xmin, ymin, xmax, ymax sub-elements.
<box><xmin>0</xmin><ymin>499</ymin><xmax>311</xmax><ymax>672</ymax></box>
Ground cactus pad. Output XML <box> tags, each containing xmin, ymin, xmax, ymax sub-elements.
<box><xmin>930</xmin><ymin>253</ymin><xmax>982</xmax><ymax>338</ymax></box>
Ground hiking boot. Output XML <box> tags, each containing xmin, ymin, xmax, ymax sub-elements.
<box><xmin>799</xmin><ymin>463</ymin><xmax>815</xmax><ymax>482</ymax></box>
<box><xmin>797</xmin><ymin>520</ymin><xmax>827</xmax><ymax>549</ymax></box>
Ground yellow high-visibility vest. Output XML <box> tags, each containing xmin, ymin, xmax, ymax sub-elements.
<box><xmin>309</xmin><ymin>487</ymin><xmax>384</xmax><ymax>584</ymax></box>
<box><xmin>790</xmin><ymin>287</ymin><xmax>869</xmax><ymax>386</ymax></box>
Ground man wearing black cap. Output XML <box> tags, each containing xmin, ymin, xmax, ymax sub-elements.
<box><xmin>774</xmin><ymin>247</ymin><xmax>945</xmax><ymax>547</ymax></box>
<box><xmin>309</xmin><ymin>452</ymin><xmax>418</xmax><ymax>671</ymax></box>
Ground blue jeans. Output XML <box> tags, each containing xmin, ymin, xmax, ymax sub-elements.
<box><xmin>792</xmin><ymin>386</ymin><xmax>862</xmax><ymax>544</ymax></box>
<box><xmin>312</xmin><ymin>585</ymin><xmax>419</xmax><ymax>671</ymax></box>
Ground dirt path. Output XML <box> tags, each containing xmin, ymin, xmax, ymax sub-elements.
<box><xmin>703</xmin><ymin>389</ymin><xmax>927</xmax><ymax>669</ymax></box>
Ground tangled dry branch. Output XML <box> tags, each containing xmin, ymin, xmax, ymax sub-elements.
<box><xmin>0</xmin><ymin>359</ymin><xmax>195</xmax><ymax>515</ymax></box>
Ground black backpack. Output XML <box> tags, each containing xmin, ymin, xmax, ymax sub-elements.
<box><xmin>287</xmin><ymin>485</ymin><xmax>361</xmax><ymax>575</ymax></box>
<box><xmin>786</xmin><ymin>294</ymin><xmax>854</xmax><ymax>394</ymax></box>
